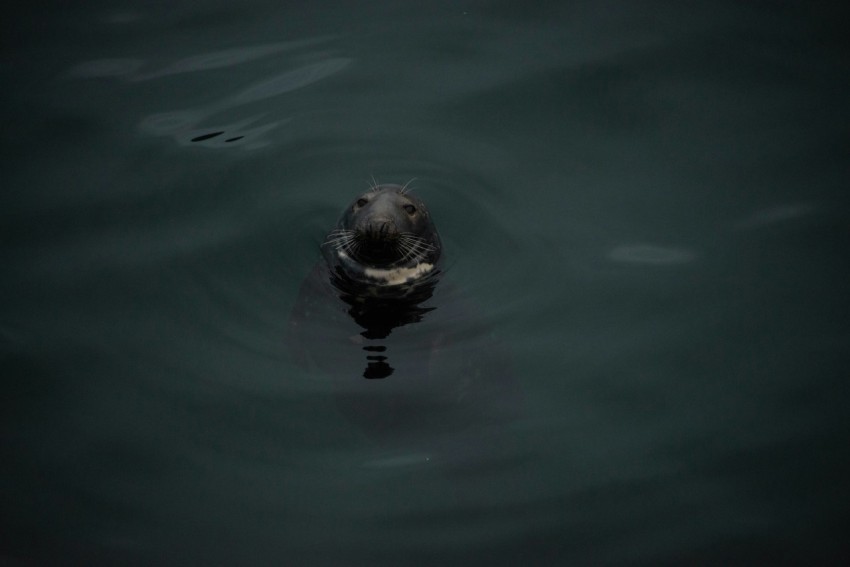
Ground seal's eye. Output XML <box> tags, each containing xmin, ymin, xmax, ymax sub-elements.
<box><xmin>355</xmin><ymin>198</ymin><xmax>368</xmax><ymax>208</ymax></box>
<box><xmin>403</xmin><ymin>204</ymin><xmax>416</xmax><ymax>215</ymax></box>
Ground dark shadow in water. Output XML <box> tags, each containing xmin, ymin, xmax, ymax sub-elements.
<box><xmin>190</xmin><ymin>131</ymin><xmax>224</xmax><ymax>142</ymax></box>
<box><xmin>330</xmin><ymin>267</ymin><xmax>439</xmax><ymax>379</ymax></box>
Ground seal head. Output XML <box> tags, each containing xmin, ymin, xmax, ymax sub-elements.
<box><xmin>322</xmin><ymin>184</ymin><xmax>442</xmax><ymax>296</ymax></box>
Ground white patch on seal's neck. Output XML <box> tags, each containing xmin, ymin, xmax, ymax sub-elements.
<box><xmin>337</xmin><ymin>250</ymin><xmax>434</xmax><ymax>285</ymax></box>
<box><xmin>364</xmin><ymin>263</ymin><xmax>434</xmax><ymax>285</ymax></box>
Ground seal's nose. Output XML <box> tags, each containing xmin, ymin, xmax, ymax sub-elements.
<box><xmin>361</xmin><ymin>218</ymin><xmax>398</xmax><ymax>240</ymax></box>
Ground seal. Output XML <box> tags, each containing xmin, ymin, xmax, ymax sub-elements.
<box><xmin>290</xmin><ymin>183</ymin><xmax>444</xmax><ymax>380</ymax></box>
<box><xmin>318</xmin><ymin>183</ymin><xmax>443</xmax><ymax>377</ymax></box>
<box><xmin>321</xmin><ymin>183</ymin><xmax>442</xmax><ymax>296</ymax></box>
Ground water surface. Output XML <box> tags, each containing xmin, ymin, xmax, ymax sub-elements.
<box><xmin>3</xmin><ymin>2</ymin><xmax>848</xmax><ymax>565</ymax></box>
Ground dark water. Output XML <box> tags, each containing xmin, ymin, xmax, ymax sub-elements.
<box><xmin>3</xmin><ymin>2</ymin><xmax>849</xmax><ymax>565</ymax></box>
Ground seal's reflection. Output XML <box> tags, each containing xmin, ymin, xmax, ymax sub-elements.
<box><xmin>330</xmin><ymin>268</ymin><xmax>439</xmax><ymax>379</ymax></box>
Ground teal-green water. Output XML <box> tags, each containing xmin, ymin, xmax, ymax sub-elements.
<box><xmin>3</xmin><ymin>2</ymin><xmax>848</xmax><ymax>565</ymax></box>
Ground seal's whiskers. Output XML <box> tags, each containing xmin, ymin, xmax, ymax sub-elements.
<box><xmin>322</xmin><ymin>229</ymin><xmax>359</xmax><ymax>253</ymax></box>
<box><xmin>368</xmin><ymin>175</ymin><xmax>381</xmax><ymax>193</ymax></box>
<box><xmin>399</xmin><ymin>177</ymin><xmax>417</xmax><ymax>195</ymax></box>
<box><xmin>397</xmin><ymin>233</ymin><xmax>435</xmax><ymax>262</ymax></box>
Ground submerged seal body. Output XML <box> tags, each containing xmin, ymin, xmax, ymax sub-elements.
<box><xmin>289</xmin><ymin>183</ymin><xmax>521</xmax><ymax>463</ymax></box>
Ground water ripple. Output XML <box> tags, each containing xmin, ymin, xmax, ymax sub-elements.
<box><xmin>130</xmin><ymin>38</ymin><xmax>333</xmax><ymax>81</ymax></box>
<box><xmin>733</xmin><ymin>202</ymin><xmax>816</xmax><ymax>230</ymax></box>
<box><xmin>67</xmin><ymin>38</ymin><xmax>334</xmax><ymax>81</ymax></box>
<box><xmin>227</xmin><ymin>57</ymin><xmax>350</xmax><ymax>105</ymax></box>
<box><xmin>138</xmin><ymin>57</ymin><xmax>351</xmax><ymax>149</ymax></box>
<box><xmin>65</xmin><ymin>40</ymin><xmax>349</xmax><ymax>151</ymax></box>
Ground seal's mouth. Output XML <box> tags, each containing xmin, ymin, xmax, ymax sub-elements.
<box><xmin>352</xmin><ymin>219</ymin><xmax>404</xmax><ymax>265</ymax></box>
<box><xmin>355</xmin><ymin>229</ymin><xmax>401</xmax><ymax>264</ymax></box>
